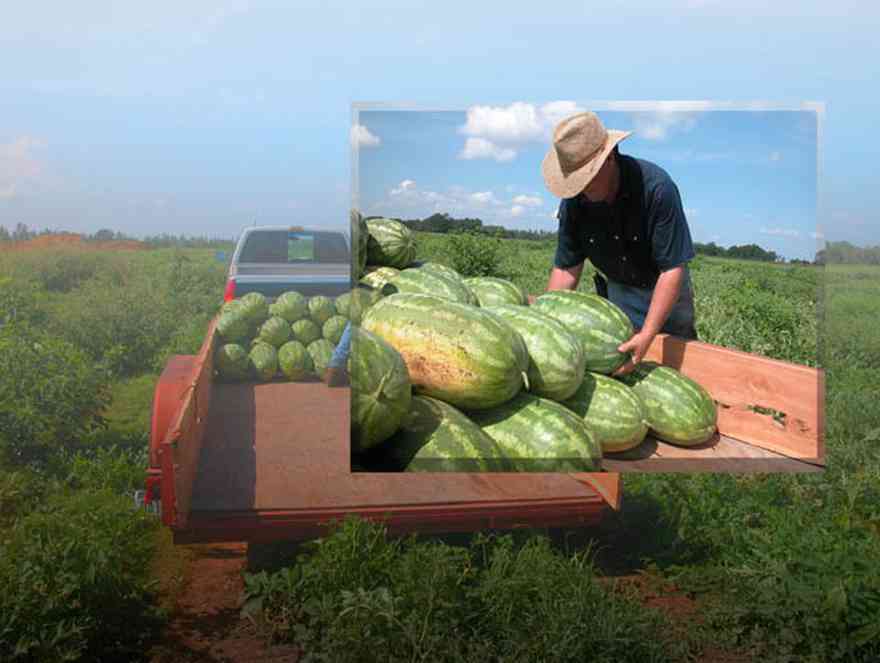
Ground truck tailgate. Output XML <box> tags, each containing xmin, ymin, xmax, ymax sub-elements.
<box><xmin>153</xmin><ymin>320</ymin><xmax>615</xmax><ymax>544</ymax></box>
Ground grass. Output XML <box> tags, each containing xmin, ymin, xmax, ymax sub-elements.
<box><xmin>1</xmin><ymin>239</ymin><xmax>878</xmax><ymax>661</ymax></box>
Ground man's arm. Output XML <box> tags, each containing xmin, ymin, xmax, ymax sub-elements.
<box><xmin>547</xmin><ymin>263</ymin><xmax>583</xmax><ymax>291</ymax></box>
<box><xmin>613</xmin><ymin>265</ymin><xmax>684</xmax><ymax>375</ymax></box>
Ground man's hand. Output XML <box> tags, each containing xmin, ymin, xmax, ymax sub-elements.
<box><xmin>613</xmin><ymin>331</ymin><xmax>655</xmax><ymax>376</ymax></box>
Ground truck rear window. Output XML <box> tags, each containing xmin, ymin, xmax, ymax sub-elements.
<box><xmin>238</xmin><ymin>231</ymin><xmax>349</xmax><ymax>263</ymax></box>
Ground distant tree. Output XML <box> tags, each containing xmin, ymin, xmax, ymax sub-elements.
<box><xmin>12</xmin><ymin>223</ymin><xmax>31</xmax><ymax>241</ymax></box>
<box><xmin>93</xmin><ymin>228</ymin><xmax>116</xmax><ymax>242</ymax></box>
<box><xmin>0</xmin><ymin>226</ymin><xmax>9</xmax><ymax>242</ymax></box>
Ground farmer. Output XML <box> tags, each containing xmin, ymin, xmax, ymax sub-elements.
<box><xmin>540</xmin><ymin>111</ymin><xmax>698</xmax><ymax>375</ymax></box>
<box><xmin>324</xmin><ymin>320</ymin><xmax>351</xmax><ymax>387</ymax></box>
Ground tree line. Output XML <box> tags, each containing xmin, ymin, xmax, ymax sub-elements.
<box><xmin>0</xmin><ymin>223</ymin><xmax>233</xmax><ymax>249</ymax></box>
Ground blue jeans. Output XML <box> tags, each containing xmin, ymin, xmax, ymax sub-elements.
<box><xmin>328</xmin><ymin>322</ymin><xmax>352</xmax><ymax>369</ymax></box>
<box><xmin>606</xmin><ymin>268</ymin><xmax>698</xmax><ymax>339</ymax></box>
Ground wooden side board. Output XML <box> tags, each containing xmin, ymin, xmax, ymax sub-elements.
<box><xmin>165</xmin><ymin>318</ymin><xmax>218</xmax><ymax>529</ymax></box>
<box><xmin>643</xmin><ymin>333</ymin><xmax>824</xmax><ymax>465</ymax></box>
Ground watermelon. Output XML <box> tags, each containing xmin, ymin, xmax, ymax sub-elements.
<box><xmin>465</xmin><ymin>277</ymin><xmax>528</xmax><ymax>307</ymax></box>
<box><xmin>365</xmin><ymin>218</ymin><xmax>417</xmax><ymax>268</ymax></box>
<box><xmin>563</xmin><ymin>372</ymin><xmax>648</xmax><ymax>453</ymax></box>
<box><xmin>380</xmin><ymin>396</ymin><xmax>514</xmax><ymax>472</ymax></box>
<box><xmin>485</xmin><ymin>304</ymin><xmax>585</xmax><ymax>402</ymax></box>
<box><xmin>248</xmin><ymin>342</ymin><xmax>278</xmax><ymax>382</ymax></box>
<box><xmin>308</xmin><ymin>295</ymin><xmax>336</xmax><ymax>326</ymax></box>
<box><xmin>216</xmin><ymin>310</ymin><xmax>250</xmax><ymax>343</ymax></box>
<box><xmin>360</xmin><ymin>266</ymin><xmax>400</xmax><ymax>290</ymax></box>
<box><xmin>277</xmin><ymin>340</ymin><xmax>313</xmax><ymax>380</ymax></box>
<box><xmin>348</xmin><ymin>286</ymin><xmax>383</xmax><ymax>324</ymax></box>
<box><xmin>215</xmin><ymin>343</ymin><xmax>250</xmax><ymax>382</ymax></box>
<box><xmin>412</xmin><ymin>261</ymin><xmax>462</xmax><ymax>281</ymax></box>
<box><xmin>269</xmin><ymin>291</ymin><xmax>309</xmax><ymax>323</ymax></box>
<box><xmin>240</xmin><ymin>292</ymin><xmax>270</xmax><ymax>325</ymax></box>
<box><xmin>307</xmin><ymin>339</ymin><xmax>336</xmax><ymax>375</ymax></box>
<box><xmin>361</xmin><ymin>293</ymin><xmax>529</xmax><ymax>411</ymax></box>
<box><xmin>349</xmin><ymin>327</ymin><xmax>412</xmax><ymax>451</ymax></box>
<box><xmin>220</xmin><ymin>299</ymin><xmax>243</xmax><ymax>316</ymax></box>
<box><xmin>291</xmin><ymin>319</ymin><xmax>321</xmax><ymax>345</ymax></box>
<box><xmin>353</xmin><ymin>209</ymin><xmax>368</xmax><ymax>278</ymax></box>
<box><xmin>382</xmin><ymin>268</ymin><xmax>476</xmax><ymax>305</ymax></box>
<box><xmin>532</xmin><ymin>290</ymin><xmax>633</xmax><ymax>374</ymax></box>
<box><xmin>616</xmin><ymin>362</ymin><xmax>718</xmax><ymax>447</ymax></box>
<box><xmin>469</xmin><ymin>392</ymin><xmax>602</xmax><ymax>472</ymax></box>
<box><xmin>335</xmin><ymin>292</ymin><xmax>351</xmax><ymax>318</ymax></box>
<box><xmin>414</xmin><ymin>262</ymin><xmax>478</xmax><ymax>302</ymax></box>
<box><xmin>323</xmin><ymin>315</ymin><xmax>348</xmax><ymax>344</ymax></box>
<box><xmin>257</xmin><ymin>316</ymin><xmax>292</xmax><ymax>348</ymax></box>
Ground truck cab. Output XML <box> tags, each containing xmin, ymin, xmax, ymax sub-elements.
<box><xmin>223</xmin><ymin>225</ymin><xmax>352</xmax><ymax>302</ymax></box>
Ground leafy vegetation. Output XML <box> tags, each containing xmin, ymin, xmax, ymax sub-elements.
<box><xmin>0</xmin><ymin>234</ymin><xmax>877</xmax><ymax>662</ymax></box>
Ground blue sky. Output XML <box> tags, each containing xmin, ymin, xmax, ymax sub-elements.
<box><xmin>357</xmin><ymin>106</ymin><xmax>819</xmax><ymax>259</ymax></box>
<box><xmin>1</xmin><ymin>1</ymin><xmax>877</xmax><ymax>260</ymax></box>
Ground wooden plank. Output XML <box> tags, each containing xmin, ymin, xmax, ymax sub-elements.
<box><xmin>644</xmin><ymin>333</ymin><xmax>824</xmax><ymax>464</ymax></box>
<box><xmin>602</xmin><ymin>432</ymin><xmax>824</xmax><ymax>473</ymax></box>
<box><xmin>571</xmin><ymin>473</ymin><xmax>621</xmax><ymax>510</ymax></box>
<box><xmin>167</xmin><ymin>318</ymin><xmax>217</xmax><ymax>529</ymax></box>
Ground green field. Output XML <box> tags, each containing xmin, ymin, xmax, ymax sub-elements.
<box><xmin>1</xmin><ymin>236</ymin><xmax>878</xmax><ymax>662</ymax></box>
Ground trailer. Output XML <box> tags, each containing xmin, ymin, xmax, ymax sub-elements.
<box><xmin>144</xmin><ymin>316</ymin><xmax>823</xmax><ymax>545</ymax></box>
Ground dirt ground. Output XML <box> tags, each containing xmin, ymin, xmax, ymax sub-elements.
<box><xmin>148</xmin><ymin>540</ymin><xmax>751</xmax><ymax>663</ymax></box>
<box><xmin>148</xmin><ymin>543</ymin><xmax>300</xmax><ymax>663</ymax></box>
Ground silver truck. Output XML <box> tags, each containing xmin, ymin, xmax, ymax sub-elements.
<box><xmin>223</xmin><ymin>225</ymin><xmax>351</xmax><ymax>302</ymax></box>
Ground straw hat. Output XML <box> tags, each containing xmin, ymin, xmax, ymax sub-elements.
<box><xmin>542</xmin><ymin>112</ymin><xmax>632</xmax><ymax>199</ymax></box>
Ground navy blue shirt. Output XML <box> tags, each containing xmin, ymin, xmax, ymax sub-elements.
<box><xmin>553</xmin><ymin>154</ymin><xmax>695</xmax><ymax>279</ymax></box>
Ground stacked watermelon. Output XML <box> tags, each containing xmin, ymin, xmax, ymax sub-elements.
<box><xmin>212</xmin><ymin>287</ymin><xmax>380</xmax><ymax>384</ymax></box>
<box><xmin>350</xmin><ymin>218</ymin><xmax>702</xmax><ymax>474</ymax></box>
<box><xmin>341</xmin><ymin>216</ymin><xmax>720</xmax><ymax>470</ymax></box>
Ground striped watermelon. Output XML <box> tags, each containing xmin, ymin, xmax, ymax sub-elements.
<box><xmin>308</xmin><ymin>295</ymin><xmax>336</xmax><ymax>326</ymax></box>
<box><xmin>349</xmin><ymin>327</ymin><xmax>412</xmax><ymax>451</ymax></box>
<box><xmin>563</xmin><ymin>372</ymin><xmax>648</xmax><ymax>453</ymax></box>
<box><xmin>485</xmin><ymin>304</ymin><xmax>585</xmax><ymax>402</ymax></box>
<box><xmin>380</xmin><ymin>396</ymin><xmax>514</xmax><ymax>472</ymax></box>
<box><xmin>361</xmin><ymin>293</ymin><xmax>529</xmax><ymax>411</ymax></box>
<box><xmin>352</xmin><ymin>209</ymin><xmax>368</xmax><ymax>277</ymax></box>
<box><xmin>335</xmin><ymin>292</ymin><xmax>351</xmax><ymax>318</ymax></box>
<box><xmin>323</xmin><ymin>315</ymin><xmax>348</xmax><ymax>344</ymax></box>
<box><xmin>307</xmin><ymin>339</ymin><xmax>335</xmax><ymax>375</ymax></box>
<box><xmin>291</xmin><ymin>318</ymin><xmax>321</xmax><ymax>345</ymax></box>
<box><xmin>469</xmin><ymin>392</ymin><xmax>602</xmax><ymax>472</ymax></box>
<box><xmin>465</xmin><ymin>277</ymin><xmax>528</xmax><ymax>307</ymax></box>
<box><xmin>415</xmin><ymin>263</ymin><xmax>479</xmax><ymax>305</ymax></box>
<box><xmin>360</xmin><ymin>266</ymin><xmax>400</xmax><ymax>290</ymax></box>
<box><xmin>413</xmin><ymin>261</ymin><xmax>465</xmax><ymax>282</ymax></box>
<box><xmin>365</xmin><ymin>218</ymin><xmax>417</xmax><ymax>269</ymax></box>
<box><xmin>347</xmin><ymin>286</ymin><xmax>383</xmax><ymax>324</ymax></box>
<box><xmin>616</xmin><ymin>362</ymin><xmax>718</xmax><ymax>447</ymax></box>
<box><xmin>532</xmin><ymin>290</ymin><xmax>633</xmax><ymax>375</ymax></box>
<box><xmin>277</xmin><ymin>340</ymin><xmax>313</xmax><ymax>380</ymax></box>
<box><xmin>382</xmin><ymin>268</ymin><xmax>475</xmax><ymax>305</ymax></box>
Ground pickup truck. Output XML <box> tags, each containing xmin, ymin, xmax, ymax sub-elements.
<box><xmin>144</xmin><ymin>226</ymin><xmax>824</xmax><ymax>544</ymax></box>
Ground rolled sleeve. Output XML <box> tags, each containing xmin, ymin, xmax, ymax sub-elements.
<box><xmin>553</xmin><ymin>200</ymin><xmax>587</xmax><ymax>269</ymax></box>
<box><xmin>650</xmin><ymin>181</ymin><xmax>695</xmax><ymax>271</ymax></box>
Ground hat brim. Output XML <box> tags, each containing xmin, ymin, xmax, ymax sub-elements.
<box><xmin>542</xmin><ymin>129</ymin><xmax>633</xmax><ymax>199</ymax></box>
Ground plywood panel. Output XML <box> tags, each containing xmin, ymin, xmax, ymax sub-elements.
<box><xmin>644</xmin><ymin>334</ymin><xmax>824</xmax><ymax>463</ymax></box>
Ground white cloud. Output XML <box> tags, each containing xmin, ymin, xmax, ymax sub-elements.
<box><xmin>760</xmin><ymin>226</ymin><xmax>802</xmax><ymax>238</ymax></box>
<box><xmin>350</xmin><ymin>124</ymin><xmax>381</xmax><ymax>148</ymax></box>
<box><xmin>458</xmin><ymin>137</ymin><xmax>516</xmax><ymax>162</ymax></box>
<box><xmin>391</xmin><ymin>179</ymin><xmax>416</xmax><ymax>196</ymax></box>
<box><xmin>456</xmin><ymin>101</ymin><xmax>586</xmax><ymax>161</ymax></box>
<box><xmin>513</xmin><ymin>194</ymin><xmax>542</xmax><ymax>207</ymax></box>
<box><xmin>810</xmin><ymin>230</ymin><xmax>825</xmax><ymax>239</ymax></box>
<box><xmin>684</xmin><ymin>207</ymin><xmax>698</xmax><ymax>218</ymax></box>
<box><xmin>470</xmin><ymin>191</ymin><xmax>499</xmax><ymax>206</ymax></box>
<box><xmin>509</xmin><ymin>205</ymin><xmax>526</xmax><ymax>217</ymax></box>
<box><xmin>769</xmin><ymin>151</ymin><xmax>782</xmax><ymax>161</ymax></box>
<box><xmin>0</xmin><ymin>135</ymin><xmax>47</xmax><ymax>199</ymax></box>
